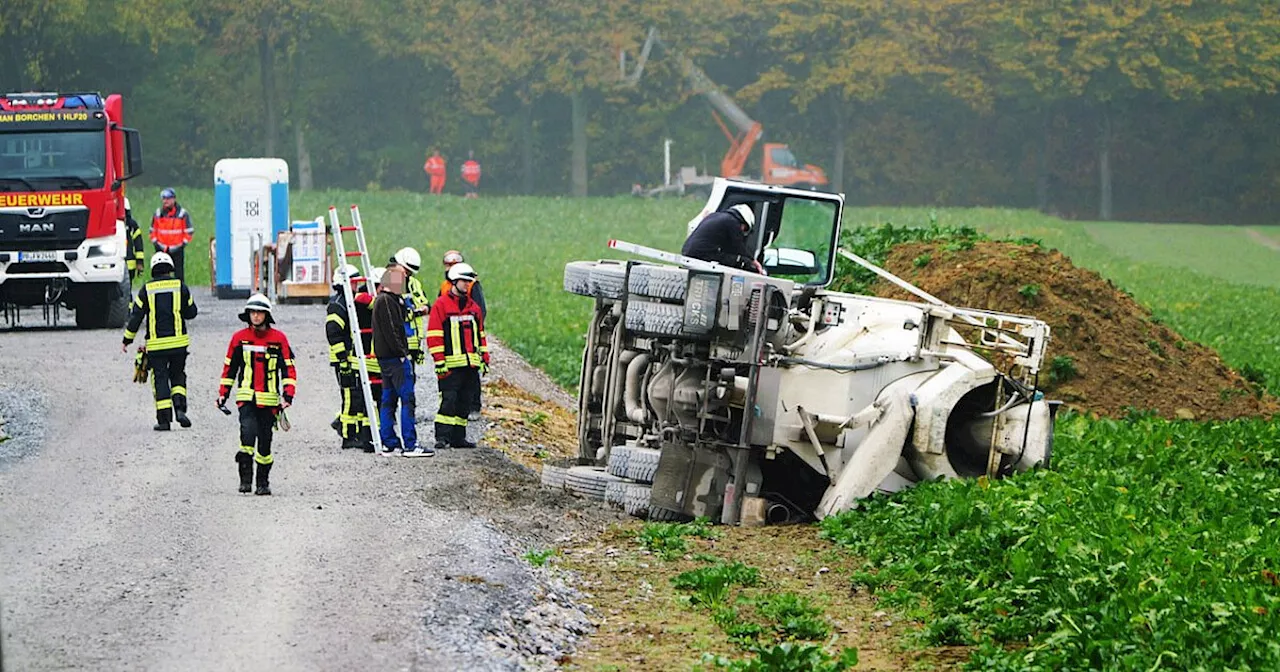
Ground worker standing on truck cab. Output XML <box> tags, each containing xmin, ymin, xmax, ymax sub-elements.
<box><xmin>682</xmin><ymin>203</ymin><xmax>764</xmax><ymax>274</ymax></box>
<box><xmin>393</xmin><ymin>247</ymin><xmax>430</xmax><ymax>366</ymax></box>
<box><xmin>122</xmin><ymin>252</ymin><xmax>199</xmax><ymax>431</ymax></box>
<box><xmin>217</xmin><ymin>294</ymin><xmax>297</xmax><ymax>495</ymax></box>
<box><xmin>460</xmin><ymin>151</ymin><xmax>481</xmax><ymax>199</ymax></box>
<box><xmin>424</xmin><ymin>150</ymin><xmax>446</xmax><ymax>195</ymax></box>
<box><xmin>150</xmin><ymin>188</ymin><xmax>194</xmax><ymax>281</ymax></box>
<box><xmin>124</xmin><ymin>197</ymin><xmax>145</xmax><ymax>280</ymax></box>
<box><xmin>428</xmin><ymin>263</ymin><xmax>488</xmax><ymax>451</ymax></box>
<box><xmin>326</xmin><ymin>264</ymin><xmax>373</xmax><ymax>451</ymax></box>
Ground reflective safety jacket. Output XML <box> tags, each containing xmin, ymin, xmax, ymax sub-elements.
<box><xmin>354</xmin><ymin>292</ymin><xmax>381</xmax><ymax>380</ymax></box>
<box><xmin>218</xmin><ymin>327</ymin><xmax>297</xmax><ymax>407</ymax></box>
<box><xmin>325</xmin><ymin>293</ymin><xmax>354</xmax><ymax>365</ymax></box>
<box><xmin>405</xmin><ymin>275</ymin><xmax>429</xmax><ymax>354</ymax></box>
<box><xmin>438</xmin><ymin>277</ymin><xmax>486</xmax><ymax>319</ymax></box>
<box><xmin>125</xmin><ymin>207</ymin><xmax>145</xmax><ymax>276</ymax></box>
<box><xmin>424</xmin><ymin>155</ymin><xmax>445</xmax><ymax>177</ymax></box>
<box><xmin>427</xmin><ymin>290</ymin><xmax>489</xmax><ymax>373</ymax></box>
<box><xmin>461</xmin><ymin>160</ymin><xmax>481</xmax><ymax>185</ymax></box>
<box><xmin>151</xmin><ymin>204</ymin><xmax>194</xmax><ymax>249</ymax></box>
<box><xmin>123</xmin><ymin>276</ymin><xmax>198</xmax><ymax>351</ymax></box>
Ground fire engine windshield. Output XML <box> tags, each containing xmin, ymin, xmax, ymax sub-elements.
<box><xmin>0</xmin><ymin>130</ymin><xmax>106</xmax><ymax>191</ymax></box>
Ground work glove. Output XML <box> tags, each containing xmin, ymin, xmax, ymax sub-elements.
<box><xmin>411</xmin><ymin>349</ymin><xmax>425</xmax><ymax>366</ymax></box>
<box><xmin>338</xmin><ymin>363</ymin><xmax>357</xmax><ymax>388</ymax></box>
<box><xmin>480</xmin><ymin>362</ymin><xmax>490</xmax><ymax>377</ymax></box>
<box><xmin>435</xmin><ymin>365</ymin><xmax>449</xmax><ymax>380</ymax></box>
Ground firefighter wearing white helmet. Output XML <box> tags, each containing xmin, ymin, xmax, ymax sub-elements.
<box><xmin>391</xmin><ymin>247</ymin><xmax>430</xmax><ymax>365</ymax></box>
<box><xmin>682</xmin><ymin>202</ymin><xmax>764</xmax><ymax>274</ymax></box>
<box><xmin>427</xmin><ymin>261</ymin><xmax>489</xmax><ymax>450</ymax></box>
<box><xmin>218</xmin><ymin>293</ymin><xmax>298</xmax><ymax>495</ymax></box>
<box><xmin>326</xmin><ymin>264</ymin><xmax>373</xmax><ymax>450</ymax></box>
<box><xmin>122</xmin><ymin>250</ymin><xmax>199</xmax><ymax>431</ymax></box>
<box><xmin>439</xmin><ymin>250</ymin><xmax>487</xmax><ymax>320</ymax></box>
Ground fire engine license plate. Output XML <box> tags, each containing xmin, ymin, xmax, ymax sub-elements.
<box><xmin>19</xmin><ymin>251</ymin><xmax>58</xmax><ymax>262</ymax></box>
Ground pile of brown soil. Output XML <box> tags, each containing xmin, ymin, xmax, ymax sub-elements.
<box><xmin>869</xmin><ymin>241</ymin><xmax>1277</xmax><ymax>420</ymax></box>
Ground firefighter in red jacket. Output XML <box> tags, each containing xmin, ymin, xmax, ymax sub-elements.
<box><xmin>217</xmin><ymin>294</ymin><xmax>297</xmax><ymax>495</ymax></box>
<box><xmin>424</xmin><ymin>149</ymin><xmax>446</xmax><ymax>195</ymax></box>
<box><xmin>460</xmin><ymin>150</ymin><xmax>481</xmax><ymax>198</ymax></box>
<box><xmin>150</xmin><ymin>187</ymin><xmax>194</xmax><ymax>281</ymax></box>
<box><xmin>427</xmin><ymin>263</ymin><xmax>488</xmax><ymax>450</ymax></box>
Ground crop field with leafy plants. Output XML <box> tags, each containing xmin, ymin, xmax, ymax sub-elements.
<box><xmin>160</xmin><ymin>188</ymin><xmax>1278</xmax><ymax>667</ymax></box>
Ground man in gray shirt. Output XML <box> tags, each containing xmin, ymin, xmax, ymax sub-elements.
<box><xmin>372</xmin><ymin>267</ymin><xmax>429</xmax><ymax>457</ymax></box>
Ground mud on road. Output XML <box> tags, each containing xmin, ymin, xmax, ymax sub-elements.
<box><xmin>0</xmin><ymin>288</ymin><xmax>612</xmax><ymax>671</ymax></box>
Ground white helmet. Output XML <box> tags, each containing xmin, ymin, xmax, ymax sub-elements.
<box><xmin>442</xmin><ymin>250</ymin><xmax>464</xmax><ymax>266</ymax></box>
<box><xmin>446</xmin><ymin>262</ymin><xmax>478</xmax><ymax>282</ymax></box>
<box><xmin>371</xmin><ymin>266</ymin><xmax>386</xmax><ymax>287</ymax></box>
<box><xmin>240</xmin><ymin>293</ymin><xmax>274</xmax><ymax>324</ymax></box>
<box><xmin>729</xmin><ymin>203</ymin><xmax>756</xmax><ymax>232</ymax></box>
<box><xmin>150</xmin><ymin>251</ymin><xmax>174</xmax><ymax>271</ymax></box>
<box><xmin>332</xmin><ymin>263</ymin><xmax>362</xmax><ymax>287</ymax></box>
<box><xmin>393</xmin><ymin>247</ymin><xmax>422</xmax><ymax>274</ymax></box>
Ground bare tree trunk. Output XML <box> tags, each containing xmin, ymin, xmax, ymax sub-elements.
<box><xmin>832</xmin><ymin>102</ymin><xmax>845</xmax><ymax>194</ymax></box>
<box><xmin>1036</xmin><ymin>106</ymin><xmax>1051</xmax><ymax>212</ymax></box>
<box><xmin>522</xmin><ymin>98</ymin><xmax>535</xmax><ymax>194</ymax></box>
<box><xmin>1098</xmin><ymin>105</ymin><xmax>1112</xmax><ymax>221</ymax></box>
<box><xmin>295</xmin><ymin>124</ymin><xmax>313</xmax><ymax>190</ymax></box>
<box><xmin>570</xmin><ymin>90</ymin><xmax>588</xmax><ymax>197</ymax></box>
<box><xmin>259</xmin><ymin>33</ymin><xmax>278</xmax><ymax>157</ymax></box>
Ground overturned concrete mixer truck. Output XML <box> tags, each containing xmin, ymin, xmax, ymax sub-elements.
<box><xmin>562</xmin><ymin>178</ymin><xmax>1059</xmax><ymax>524</ymax></box>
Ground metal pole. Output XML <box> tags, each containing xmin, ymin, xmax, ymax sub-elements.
<box><xmin>664</xmin><ymin>139</ymin><xmax>672</xmax><ymax>187</ymax></box>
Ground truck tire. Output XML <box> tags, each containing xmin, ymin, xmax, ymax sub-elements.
<box><xmin>564</xmin><ymin>465</ymin><xmax>619</xmax><ymax>501</ymax></box>
<box><xmin>643</xmin><ymin>302</ymin><xmax>684</xmax><ymax>336</ymax></box>
<box><xmin>627</xmin><ymin>265</ymin><xmax>651</xmax><ymax>296</ymax></box>
<box><xmin>73</xmin><ymin>284</ymin><xmax>110</xmax><ymax>329</ymax></box>
<box><xmin>605</xmin><ymin>480</ymin><xmax>630</xmax><ymax>508</ymax></box>
<box><xmin>625</xmin><ymin>447</ymin><xmax>662</xmax><ymax>483</ymax></box>
<box><xmin>564</xmin><ymin>261</ymin><xmax>596</xmax><ymax>297</ymax></box>
<box><xmin>541</xmin><ymin>465</ymin><xmax>568</xmax><ymax>490</ymax></box>
<box><xmin>606</xmin><ymin>445</ymin><xmax>632</xmax><ymax>478</ymax></box>
<box><xmin>589</xmin><ymin>262</ymin><xmax>627</xmax><ymax>299</ymax></box>
<box><xmin>648</xmin><ymin>505</ymin><xmax>689</xmax><ymax>522</ymax></box>
<box><xmin>105</xmin><ymin>277</ymin><xmax>132</xmax><ymax>329</ymax></box>
<box><xmin>624</xmin><ymin>484</ymin><xmax>652</xmax><ymax>518</ymax></box>
<box><xmin>643</xmin><ymin>267</ymin><xmax>688</xmax><ymax>301</ymax></box>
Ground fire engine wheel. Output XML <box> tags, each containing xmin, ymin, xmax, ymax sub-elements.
<box><xmin>624</xmin><ymin>484</ymin><xmax>652</xmax><ymax>518</ymax></box>
<box><xmin>625</xmin><ymin>447</ymin><xmax>662</xmax><ymax>483</ymax></box>
<box><xmin>564</xmin><ymin>465</ymin><xmax>620</xmax><ymax>501</ymax></box>
<box><xmin>563</xmin><ymin>261</ymin><xmax>596</xmax><ymax>297</ymax></box>
<box><xmin>606</xmin><ymin>445</ymin><xmax>632</xmax><ymax>478</ymax></box>
<box><xmin>540</xmin><ymin>465</ymin><xmax>568</xmax><ymax>490</ymax></box>
<box><xmin>605</xmin><ymin>480</ymin><xmax>630</xmax><ymax>509</ymax></box>
<box><xmin>105</xmin><ymin>276</ymin><xmax>132</xmax><ymax>329</ymax></box>
<box><xmin>589</xmin><ymin>262</ymin><xmax>627</xmax><ymax>299</ymax></box>
<box><xmin>640</xmin><ymin>267</ymin><xmax>688</xmax><ymax>302</ymax></box>
<box><xmin>624</xmin><ymin>301</ymin><xmax>684</xmax><ymax>336</ymax></box>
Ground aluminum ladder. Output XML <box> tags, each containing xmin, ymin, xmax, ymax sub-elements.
<box><xmin>328</xmin><ymin>205</ymin><xmax>381</xmax><ymax>447</ymax></box>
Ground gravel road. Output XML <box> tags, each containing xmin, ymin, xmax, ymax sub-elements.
<box><xmin>0</xmin><ymin>288</ymin><xmax>608</xmax><ymax>671</ymax></box>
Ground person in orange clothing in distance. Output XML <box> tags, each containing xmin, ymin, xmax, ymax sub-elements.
<box><xmin>460</xmin><ymin>150</ymin><xmax>481</xmax><ymax>199</ymax></box>
<box><xmin>424</xmin><ymin>149</ymin><xmax>446</xmax><ymax>195</ymax></box>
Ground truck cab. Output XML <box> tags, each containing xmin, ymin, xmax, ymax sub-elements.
<box><xmin>0</xmin><ymin>92</ymin><xmax>143</xmax><ymax>328</ymax></box>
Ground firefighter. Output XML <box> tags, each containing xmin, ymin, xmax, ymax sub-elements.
<box><xmin>122</xmin><ymin>252</ymin><xmax>199</xmax><ymax>431</ymax></box>
<box><xmin>325</xmin><ymin>264</ymin><xmax>373</xmax><ymax>450</ymax></box>
<box><xmin>217</xmin><ymin>294</ymin><xmax>297</xmax><ymax>495</ymax></box>
<box><xmin>353</xmin><ymin>268</ymin><xmax>383</xmax><ymax>449</ymax></box>
<box><xmin>460</xmin><ymin>150</ymin><xmax>481</xmax><ymax>199</ymax></box>
<box><xmin>124</xmin><ymin>197</ymin><xmax>145</xmax><ymax>280</ymax></box>
<box><xmin>682</xmin><ymin>203</ymin><xmax>763</xmax><ymax>274</ymax></box>
<box><xmin>438</xmin><ymin>250</ymin><xmax>486</xmax><ymax>319</ymax></box>
<box><xmin>393</xmin><ymin>247</ymin><xmax>430</xmax><ymax>366</ymax></box>
<box><xmin>427</xmin><ymin>262</ymin><xmax>489</xmax><ymax>450</ymax></box>
<box><xmin>372</xmin><ymin>267</ymin><xmax>429</xmax><ymax>457</ymax></box>
<box><xmin>424</xmin><ymin>149</ymin><xmax>446</xmax><ymax>195</ymax></box>
<box><xmin>150</xmin><ymin>188</ymin><xmax>194</xmax><ymax>281</ymax></box>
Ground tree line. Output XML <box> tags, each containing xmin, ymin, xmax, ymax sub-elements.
<box><xmin>3</xmin><ymin>0</ymin><xmax>1277</xmax><ymax>222</ymax></box>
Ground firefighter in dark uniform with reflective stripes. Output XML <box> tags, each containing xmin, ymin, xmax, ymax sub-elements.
<box><xmin>217</xmin><ymin>294</ymin><xmax>297</xmax><ymax>495</ymax></box>
<box><xmin>427</xmin><ymin>263</ymin><xmax>489</xmax><ymax>450</ymax></box>
<box><xmin>122</xmin><ymin>252</ymin><xmax>198</xmax><ymax>431</ymax></box>
<box><xmin>325</xmin><ymin>264</ymin><xmax>374</xmax><ymax>451</ymax></box>
<box><xmin>124</xmin><ymin>197</ymin><xmax>146</xmax><ymax>280</ymax></box>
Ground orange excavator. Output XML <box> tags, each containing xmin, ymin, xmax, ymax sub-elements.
<box><xmin>624</xmin><ymin>28</ymin><xmax>828</xmax><ymax>191</ymax></box>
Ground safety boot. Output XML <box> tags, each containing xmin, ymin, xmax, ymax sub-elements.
<box><xmin>330</xmin><ymin>417</ymin><xmax>342</xmax><ymax>435</ymax></box>
<box><xmin>236</xmin><ymin>453</ymin><xmax>253</xmax><ymax>493</ymax></box>
<box><xmin>154</xmin><ymin>409</ymin><xmax>171</xmax><ymax>432</ymax></box>
<box><xmin>255</xmin><ymin>462</ymin><xmax>272</xmax><ymax>496</ymax></box>
<box><xmin>175</xmin><ymin>411</ymin><xmax>192</xmax><ymax>428</ymax></box>
<box><xmin>452</xmin><ymin>424</ymin><xmax>476</xmax><ymax>449</ymax></box>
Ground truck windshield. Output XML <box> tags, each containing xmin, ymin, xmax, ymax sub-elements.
<box><xmin>769</xmin><ymin>146</ymin><xmax>799</xmax><ymax>168</ymax></box>
<box><xmin>0</xmin><ymin>130</ymin><xmax>106</xmax><ymax>191</ymax></box>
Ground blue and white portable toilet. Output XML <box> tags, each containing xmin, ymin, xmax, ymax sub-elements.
<box><xmin>214</xmin><ymin>158</ymin><xmax>289</xmax><ymax>299</ymax></box>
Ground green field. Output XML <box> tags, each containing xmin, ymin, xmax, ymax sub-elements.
<box><xmin>156</xmin><ymin>188</ymin><xmax>1280</xmax><ymax>668</ymax></box>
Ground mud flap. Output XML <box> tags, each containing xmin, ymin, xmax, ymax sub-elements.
<box><xmin>815</xmin><ymin>387</ymin><xmax>914</xmax><ymax>518</ymax></box>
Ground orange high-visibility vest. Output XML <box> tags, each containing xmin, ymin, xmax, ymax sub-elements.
<box><xmin>151</xmin><ymin>206</ymin><xmax>193</xmax><ymax>247</ymax></box>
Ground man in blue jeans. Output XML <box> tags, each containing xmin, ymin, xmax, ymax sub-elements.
<box><xmin>371</xmin><ymin>267</ymin><xmax>430</xmax><ymax>457</ymax></box>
